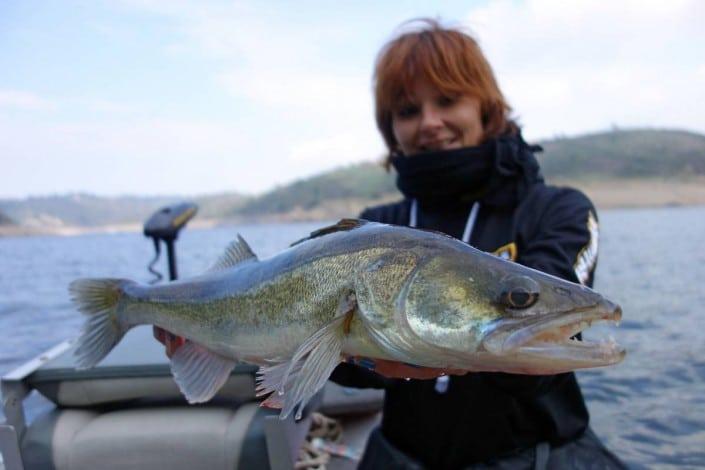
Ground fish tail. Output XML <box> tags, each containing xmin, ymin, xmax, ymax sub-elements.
<box><xmin>69</xmin><ymin>278</ymin><xmax>133</xmax><ymax>369</ymax></box>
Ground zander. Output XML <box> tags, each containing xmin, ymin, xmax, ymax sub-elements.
<box><xmin>70</xmin><ymin>219</ymin><xmax>625</xmax><ymax>419</ymax></box>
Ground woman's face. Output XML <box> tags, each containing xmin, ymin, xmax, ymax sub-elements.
<box><xmin>391</xmin><ymin>79</ymin><xmax>484</xmax><ymax>156</ymax></box>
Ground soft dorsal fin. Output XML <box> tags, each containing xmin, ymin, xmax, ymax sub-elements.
<box><xmin>208</xmin><ymin>234</ymin><xmax>258</xmax><ymax>271</ymax></box>
<box><xmin>290</xmin><ymin>218</ymin><xmax>371</xmax><ymax>247</ymax></box>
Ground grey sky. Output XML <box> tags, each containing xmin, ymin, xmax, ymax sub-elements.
<box><xmin>1</xmin><ymin>0</ymin><xmax>703</xmax><ymax>198</ymax></box>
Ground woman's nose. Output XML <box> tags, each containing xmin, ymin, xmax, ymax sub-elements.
<box><xmin>419</xmin><ymin>105</ymin><xmax>443</xmax><ymax>132</ymax></box>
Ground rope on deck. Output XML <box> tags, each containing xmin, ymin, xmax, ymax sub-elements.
<box><xmin>295</xmin><ymin>412</ymin><xmax>346</xmax><ymax>470</ymax></box>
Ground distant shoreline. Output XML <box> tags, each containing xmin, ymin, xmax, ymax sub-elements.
<box><xmin>561</xmin><ymin>178</ymin><xmax>705</xmax><ymax>210</ymax></box>
<box><xmin>2</xmin><ymin>179</ymin><xmax>704</xmax><ymax>238</ymax></box>
<box><xmin>0</xmin><ymin>218</ymin><xmax>223</xmax><ymax>238</ymax></box>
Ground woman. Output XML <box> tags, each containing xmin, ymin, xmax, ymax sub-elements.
<box><xmin>327</xmin><ymin>19</ymin><xmax>625</xmax><ymax>469</ymax></box>
<box><xmin>157</xmin><ymin>18</ymin><xmax>624</xmax><ymax>469</ymax></box>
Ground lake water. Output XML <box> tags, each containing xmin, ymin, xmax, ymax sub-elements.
<box><xmin>1</xmin><ymin>207</ymin><xmax>704</xmax><ymax>469</ymax></box>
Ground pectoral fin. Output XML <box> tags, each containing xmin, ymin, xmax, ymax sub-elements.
<box><xmin>171</xmin><ymin>342</ymin><xmax>237</xmax><ymax>403</ymax></box>
<box><xmin>257</xmin><ymin>293</ymin><xmax>356</xmax><ymax>419</ymax></box>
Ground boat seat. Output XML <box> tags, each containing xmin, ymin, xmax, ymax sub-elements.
<box><xmin>20</xmin><ymin>403</ymin><xmax>277</xmax><ymax>470</ymax></box>
<box><xmin>27</xmin><ymin>328</ymin><xmax>260</xmax><ymax>408</ymax></box>
<box><xmin>10</xmin><ymin>328</ymin><xmax>385</xmax><ymax>469</ymax></box>
<box><xmin>34</xmin><ymin>373</ymin><xmax>258</xmax><ymax>407</ymax></box>
<box><xmin>319</xmin><ymin>382</ymin><xmax>385</xmax><ymax>416</ymax></box>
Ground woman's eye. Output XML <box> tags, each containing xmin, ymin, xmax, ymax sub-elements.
<box><xmin>395</xmin><ymin>104</ymin><xmax>419</xmax><ymax>118</ymax></box>
<box><xmin>438</xmin><ymin>95</ymin><xmax>457</xmax><ymax>107</ymax></box>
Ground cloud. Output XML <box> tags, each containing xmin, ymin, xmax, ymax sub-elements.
<box><xmin>216</xmin><ymin>69</ymin><xmax>371</xmax><ymax>117</ymax></box>
<box><xmin>118</xmin><ymin>0</ymin><xmax>322</xmax><ymax>64</ymax></box>
<box><xmin>119</xmin><ymin>0</ymin><xmax>375</xmax><ymax>117</ymax></box>
<box><xmin>465</xmin><ymin>0</ymin><xmax>704</xmax><ymax>138</ymax></box>
<box><xmin>117</xmin><ymin>0</ymin><xmax>380</xmax><ymax>158</ymax></box>
<box><xmin>0</xmin><ymin>90</ymin><xmax>56</xmax><ymax>111</ymax></box>
<box><xmin>0</xmin><ymin>116</ymin><xmax>257</xmax><ymax>196</ymax></box>
<box><xmin>697</xmin><ymin>64</ymin><xmax>705</xmax><ymax>81</ymax></box>
<box><xmin>288</xmin><ymin>132</ymin><xmax>384</xmax><ymax>165</ymax></box>
<box><xmin>82</xmin><ymin>99</ymin><xmax>139</xmax><ymax>114</ymax></box>
<box><xmin>119</xmin><ymin>0</ymin><xmax>705</xmax><ymax>144</ymax></box>
<box><xmin>0</xmin><ymin>91</ymin><xmax>138</xmax><ymax>116</ymax></box>
<box><xmin>5</xmin><ymin>0</ymin><xmax>703</xmax><ymax>198</ymax></box>
<box><xmin>0</xmin><ymin>111</ymin><xmax>380</xmax><ymax>197</ymax></box>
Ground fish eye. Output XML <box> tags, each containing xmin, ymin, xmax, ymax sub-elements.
<box><xmin>501</xmin><ymin>289</ymin><xmax>538</xmax><ymax>309</ymax></box>
<box><xmin>498</xmin><ymin>276</ymin><xmax>540</xmax><ymax>309</ymax></box>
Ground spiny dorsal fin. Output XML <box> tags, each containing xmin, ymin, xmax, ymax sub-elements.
<box><xmin>290</xmin><ymin>218</ymin><xmax>370</xmax><ymax>247</ymax></box>
<box><xmin>208</xmin><ymin>234</ymin><xmax>258</xmax><ymax>272</ymax></box>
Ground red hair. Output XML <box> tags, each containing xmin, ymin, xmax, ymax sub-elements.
<box><xmin>374</xmin><ymin>19</ymin><xmax>516</xmax><ymax>164</ymax></box>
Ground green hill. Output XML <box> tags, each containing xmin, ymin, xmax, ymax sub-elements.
<box><xmin>0</xmin><ymin>210</ymin><xmax>14</xmax><ymax>225</ymax></box>
<box><xmin>237</xmin><ymin>162</ymin><xmax>396</xmax><ymax>215</ymax></box>
<box><xmin>234</xmin><ymin>128</ymin><xmax>705</xmax><ymax>216</ymax></box>
<box><xmin>538</xmin><ymin>129</ymin><xmax>705</xmax><ymax>179</ymax></box>
<box><xmin>0</xmin><ymin>194</ymin><xmax>178</xmax><ymax>227</ymax></box>
<box><xmin>3</xmin><ymin>128</ymin><xmax>704</xmax><ymax>231</ymax></box>
<box><xmin>0</xmin><ymin>193</ymin><xmax>247</xmax><ymax>228</ymax></box>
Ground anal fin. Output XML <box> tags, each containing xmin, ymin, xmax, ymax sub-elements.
<box><xmin>171</xmin><ymin>342</ymin><xmax>236</xmax><ymax>403</ymax></box>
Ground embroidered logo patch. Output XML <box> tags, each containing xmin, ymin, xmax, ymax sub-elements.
<box><xmin>493</xmin><ymin>242</ymin><xmax>517</xmax><ymax>261</ymax></box>
<box><xmin>574</xmin><ymin>211</ymin><xmax>599</xmax><ymax>285</ymax></box>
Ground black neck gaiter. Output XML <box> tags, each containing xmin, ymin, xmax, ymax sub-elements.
<box><xmin>391</xmin><ymin>141</ymin><xmax>495</xmax><ymax>206</ymax></box>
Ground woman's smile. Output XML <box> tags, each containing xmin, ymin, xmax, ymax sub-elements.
<box><xmin>392</xmin><ymin>79</ymin><xmax>484</xmax><ymax>156</ymax></box>
<box><xmin>417</xmin><ymin>137</ymin><xmax>459</xmax><ymax>152</ymax></box>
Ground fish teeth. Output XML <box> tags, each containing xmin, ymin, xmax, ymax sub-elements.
<box><xmin>596</xmin><ymin>335</ymin><xmax>616</xmax><ymax>346</ymax></box>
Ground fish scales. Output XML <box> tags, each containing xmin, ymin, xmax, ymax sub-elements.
<box><xmin>121</xmin><ymin>243</ymin><xmax>394</xmax><ymax>360</ymax></box>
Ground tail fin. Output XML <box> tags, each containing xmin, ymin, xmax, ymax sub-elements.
<box><xmin>69</xmin><ymin>278</ymin><xmax>132</xmax><ymax>369</ymax></box>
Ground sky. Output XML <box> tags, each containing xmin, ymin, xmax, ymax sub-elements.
<box><xmin>1</xmin><ymin>0</ymin><xmax>703</xmax><ymax>198</ymax></box>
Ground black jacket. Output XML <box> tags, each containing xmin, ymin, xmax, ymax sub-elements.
<box><xmin>330</xmin><ymin>134</ymin><xmax>599</xmax><ymax>468</ymax></box>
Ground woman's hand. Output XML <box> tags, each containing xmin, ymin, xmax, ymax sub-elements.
<box><xmin>153</xmin><ymin>326</ymin><xmax>186</xmax><ymax>358</ymax></box>
<box><xmin>347</xmin><ymin>357</ymin><xmax>467</xmax><ymax>380</ymax></box>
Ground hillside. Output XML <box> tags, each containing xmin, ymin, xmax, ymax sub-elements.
<box><xmin>236</xmin><ymin>162</ymin><xmax>396</xmax><ymax>215</ymax></box>
<box><xmin>0</xmin><ymin>210</ymin><xmax>14</xmax><ymax>225</ymax></box>
<box><xmin>0</xmin><ymin>192</ymin><xmax>247</xmax><ymax>229</ymax></box>
<box><xmin>538</xmin><ymin>129</ymin><xmax>705</xmax><ymax>179</ymax></box>
<box><xmin>235</xmin><ymin>128</ymin><xmax>705</xmax><ymax>217</ymax></box>
<box><xmin>2</xmin><ymin>128</ymin><xmax>704</xmax><ymax>234</ymax></box>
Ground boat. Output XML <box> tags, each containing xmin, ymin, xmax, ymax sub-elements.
<box><xmin>0</xmin><ymin>203</ymin><xmax>383</xmax><ymax>470</ymax></box>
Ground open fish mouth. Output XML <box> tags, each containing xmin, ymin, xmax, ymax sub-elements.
<box><xmin>483</xmin><ymin>299</ymin><xmax>625</xmax><ymax>368</ymax></box>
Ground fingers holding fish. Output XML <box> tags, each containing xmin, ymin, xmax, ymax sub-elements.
<box><xmin>153</xmin><ymin>326</ymin><xmax>186</xmax><ymax>358</ymax></box>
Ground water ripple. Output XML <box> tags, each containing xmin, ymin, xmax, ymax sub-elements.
<box><xmin>1</xmin><ymin>210</ymin><xmax>705</xmax><ymax>467</ymax></box>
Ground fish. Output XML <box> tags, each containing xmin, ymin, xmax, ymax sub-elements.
<box><xmin>69</xmin><ymin>218</ymin><xmax>625</xmax><ymax>419</ymax></box>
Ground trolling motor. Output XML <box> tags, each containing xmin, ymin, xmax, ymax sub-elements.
<box><xmin>143</xmin><ymin>202</ymin><xmax>198</xmax><ymax>282</ymax></box>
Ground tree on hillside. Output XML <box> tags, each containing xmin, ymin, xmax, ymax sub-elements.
<box><xmin>0</xmin><ymin>210</ymin><xmax>15</xmax><ymax>225</ymax></box>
